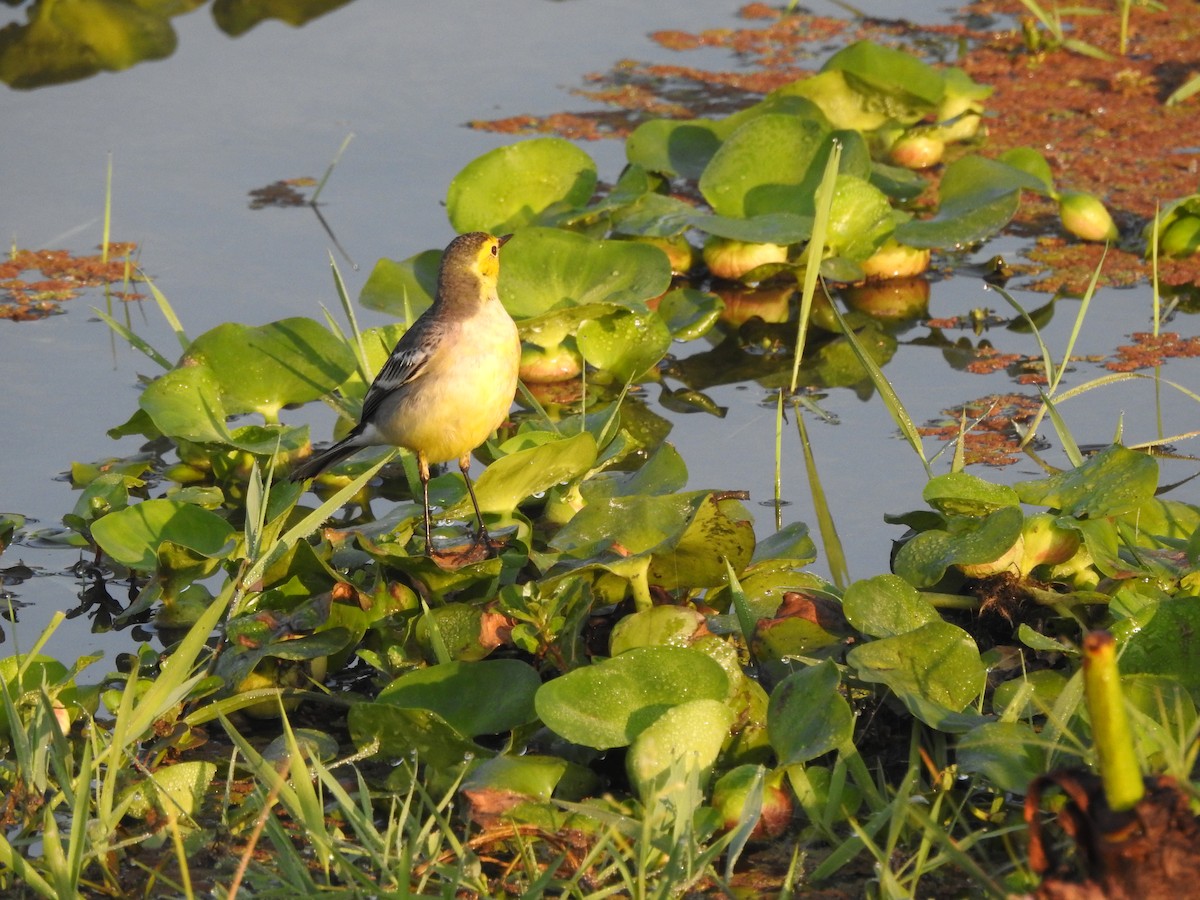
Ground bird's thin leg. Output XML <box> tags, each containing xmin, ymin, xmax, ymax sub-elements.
<box><xmin>418</xmin><ymin>452</ymin><xmax>433</xmax><ymax>554</ymax></box>
<box><xmin>458</xmin><ymin>453</ymin><xmax>490</xmax><ymax>546</ymax></box>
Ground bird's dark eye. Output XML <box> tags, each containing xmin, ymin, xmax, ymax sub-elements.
<box><xmin>491</xmin><ymin>244</ymin><xmax>499</xmax><ymax>256</ymax></box>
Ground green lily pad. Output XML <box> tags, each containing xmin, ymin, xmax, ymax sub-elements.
<box><xmin>376</xmin><ymin>659</ymin><xmax>540</xmax><ymax>737</ymax></box>
<box><xmin>847</xmin><ymin>621</ymin><xmax>986</xmax><ymax>730</ymax></box>
<box><xmin>699</xmin><ymin>113</ymin><xmax>830</xmax><ymax>218</ymax></box>
<box><xmin>609</xmin><ymin>605</ymin><xmax>707</xmax><ymax>655</ymax></box>
<box><xmin>821</xmin><ymin>39</ymin><xmax>945</xmax><ymax>110</ymax></box>
<box><xmin>688</xmin><ymin>211</ymin><xmax>813</xmax><ymax>244</ymax></box>
<box><xmin>1015</xmin><ymin>444</ymin><xmax>1158</xmax><ymax>518</ymax></box>
<box><xmin>91</xmin><ymin>499</ymin><xmax>236</xmax><ymax>571</ymax></box>
<box><xmin>1116</xmin><ymin>598</ymin><xmax>1200</xmax><ymax>700</ymax></box>
<box><xmin>121</xmin><ymin>760</ymin><xmax>217</xmax><ymax>820</ymax></box>
<box><xmin>471</xmin><ymin>431</ymin><xmax>598</xmax><ymax>516</ymax></box>
<box><xmin>626</xmin><ymin>698</ymin><xmax>735</xmax><ymax>803</ymax></box>
<box><xmin>842</xmin><ymin>574</ymin><xmax>940</xmax><ymax>639</ymax></box>
<box><xmin>534</xmin><ymin>645</ymin><xmax>729</xmax><ymax>750</ymax></box>
<box><xmin>447</xmin><ymin>137</ymin><xmax>598</xmax><ymax>234</ymax></box>
<box><xmin>896</xmin><ymin>155</ymin><xmax>1043</xmax><ymax>249</ymax></box>
<box><xmin>826</xmin><ymin>174</ymin><xmax>895</xmax><ymax>261</ymax></box>
<box><xmin>500</xmin><ymin>227</ymin><xmax>672</xmax><ymax>319</ymax></box>
<box><xmin>180</xmin><ymin>318</ymin><xmax>357</xmax><ymax>421</ymax></box>
<box><xmin>577</xmin><ymin>308</ymin><xmax>672</xmax><ymax>383</ymax></box>
<box><xmin>922</xmin><ymin>472</ymin><xmax>1020</xmax><ymax>517</ymax></box>
<box><xmin>892</xmin><ymin>505</ymin><xmax>1025</xmax><ymax>588</ymax></box>
<box><xmin>347</xmin><ymin>702</ymin><xmax>487</xmax><ymax>765</ymax></box>
<box><xmin>140</xmin><ymin>364</ymin><xmax>234</xmax><ymax>445</ymax></box>
<box><xmin>956</xmin><ymin>722</ymin><xmax>1044</xmax><ymax>794</ymax></box>
<box><xmin>358</xmin><ymin>249</ymin><xmax>440</xmax><ymax>317</ymax></box>
<box><xmin>654</xmin><ymin>288</ymin><xmax>724</xmax><ymax>341</ymax></box>
<box><xmin>767</xmin><ymin>660</ymin><xmax>854</xmax><ymax>766</ymax></box>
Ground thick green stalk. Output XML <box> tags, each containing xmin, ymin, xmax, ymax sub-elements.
<box><xmin>1082</xmin><ymin>630</ymin><xmax>1144</xmax><ymax>811</ymax></box>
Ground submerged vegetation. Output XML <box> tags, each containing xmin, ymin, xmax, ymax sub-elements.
<box><xmin>4</xmin><ymin>2</ymin><xmax>1200</xmax><ymax>897</ymax></box>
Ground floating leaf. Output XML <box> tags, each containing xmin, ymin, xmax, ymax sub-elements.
<box><xmin>847</xmin><ymin>621</ymin><xmax>986</xmax><ymax>730</ymax></box>
<box><xmin>892</xmin><ymin>506</ymin><xmax>1025</xmax><ymax>588</ymax></box>
<box><xmin>347</xmin><ymin>703</ymin><xmax>487</xmax><ymax>765</ymax></box>
<box><xmin>576</xmin><ymin>308</ymin><xmax>672</xmax><ymax>382</ymax></box>
<box><xmin>821</xmin><ymin>39</ymin><xmax>945</xmax><ymax>110</ymax></box>
<box><xmin>447</xmin><ymin>137</ymin><xmax>598</xmax><ymax>234</ymax></box>
<box><xmin>896</xmin><ymin>155</ymin><xmax>1043</xmax><ymax>249</ymax></box>
<box><xmin>842</xmin><ymin>574</ymin><xmax>940</xmax><ymax>639</ymax></box>
<box><xmin>767</xmin><ymin>660</ymin><xmax>854</xmax><ymax>766</ymax></box>
<box><xmin>534</xmin><ymin>645</ymin><xmax>729</xmax><ymax>750</ymax></box>
<box><xmin>626</xmin><ymin>698</ymin><xmax>734</xmax><ymax>802</ymax></box>
<box><xmin>376</xmin><ymin>659</ymin><xmax>540</xmax><ymax>736</ymax></box>
<box><xmin>358</xmin><ymin>250</ymin><xmax>440</xmax><ymax>317</ymax></box>
<box><xmin>91</xmin><ymin>499</ymin><xmax>236</xmax><ymax>571</ymax></box>
<box><xmin>1015</xmin><ymin>444</ymin><xmax>1158</xmax><ymax>518</ymax></box>
<box><xmin>699</xmin><ymin>113</ymin><xmax>830</xmax><ymax>218</ymax></box>
<box><xmin>181</xmin><ymin>318</ymin><xmax>357</xmax><ymax>421</ymax></box>
<box><xmin>472</xmin><ymin>431</ymin><xmax>598</xmax><ymax>516</ymax></box>
<box><xmin>500</xmin><ymin>227</ymin><xmax>672</xmax><ymax>319</ymax></box>
<box><xmin>956</xmin><ymin>722</ymin><xmax>1044</xmax><ymax>794</ymax></box>
<box><xmin>922</xmin><ymin>472</ymin><xmax>1020</xmax><ymax>517</ymax></box>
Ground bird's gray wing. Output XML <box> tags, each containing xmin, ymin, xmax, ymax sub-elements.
<box><xmin>357</xmin><ymin>321</ymin><xmax>439</xmax><ymax>424</ymax></box>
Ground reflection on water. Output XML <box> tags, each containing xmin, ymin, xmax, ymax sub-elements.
<box><xmin>0</xmin><ymin>0</ymin><xmax>353</xmax><ymax>89</ymax></box>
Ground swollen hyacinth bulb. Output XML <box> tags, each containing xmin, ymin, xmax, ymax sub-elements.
<box><xmin>1057</xmin><ymin>191</ymin><xmax>1118</xmax><ymax>242</ymax></box>
<box><xmin>702</xmin><ymin>236</ymin><xmax>789</xmax><ymax>281</ymax></box>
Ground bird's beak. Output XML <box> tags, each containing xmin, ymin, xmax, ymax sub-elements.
<box><xmin>498</xmin><ymin>233</ymin><xmax>514</xmax><ymax>247</ymax></box>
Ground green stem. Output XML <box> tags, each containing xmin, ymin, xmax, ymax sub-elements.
<box><xmin>1082</xmin><ymin>630</ymin><xmax>1144</xmax><ymax>811</ymax></box>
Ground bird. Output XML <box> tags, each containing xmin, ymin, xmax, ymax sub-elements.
<box><xmin>291</xmin><ymin>231</ymin><xmax>521</xmax><ymax>554</ymax></box>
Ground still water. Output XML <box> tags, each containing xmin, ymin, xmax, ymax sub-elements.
<box><xmin>1</xmin><ymin>0</ymin><xmax>1196</xmax><ymax>662</ymax></box>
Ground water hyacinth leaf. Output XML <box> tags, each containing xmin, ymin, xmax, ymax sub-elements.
<box><xmin>847</xmin><ymin>621</ymin><xmax>986</xmax><ymax>729</ymax></box>
<box><xmin>1114</xmin><ymin>600</ymin><xmax>1200</xmax><ymax>699</ymax></box>
<box><xmin>646</xmin><ymin>494</ymin><xmax>755</xmax><ymax>590</ymax></box>
<box><xmin>609</xmin><ymin>605</ymin><xmax>707</xmax><ymax>655</ymax></box>
<box><xmin>923</xmin><ymin>471</ymin><xmax>1020</xmax><ymax>517</ymax></box>
<box><xmin>472</xmin><ymin>431</ymin><xmax>598</xmax><ymax>516</ymax></box>
<box><xmin>534</xmin><ymin>645</ymin><xmax>729</xmax><ymax>749</ymax></box>
<box><xmin>767</xmin><ymin>660</ymin><xmax>854</xmax><ymax>766</ymax></box>
<box><xmin>375</xmin><ymin>659</ymin><xmax>540</xmax><ymax>736</ymax></box>
<box><xmin>0</xmin><ymin>655</ymin><xmax>74</xmax><ymax>740</ymax></box>
<box><xmin>461</xmin><ymin>755</ymin><xmax>596</xmax><ymax>803</ymax></box>
<box><xmin>896</xmin><ymin>155</ymin><xmax>1043</xmax><ymax>249</ymax></box>
<box><xmin>654</xmin><ymin>288</ymin><xmax>724</xmax><ymax>341</ymax></box>
<box><xmin>892</xmin><ymin>505</ymin><xmax>1025</xmax><ymax>588</ymax></box>
<box><xmin>1015</xmin><ymin>444</ymin><xmax>1158</xmax><ymax>518</ymax></box>
<box><xmin>999</xmin><ymin>147</ymin><xmax>1056</xmax><ymax>194</ymax></box>
<box><xmin>447</xmin><ymin>137</ymin><xmax>598</xmax><ymax>234</ymax></box>
<box><xmin>347</xmin><ymin>702</ymin><xmax>488</xmax><ymax>765</ymax></box>
<box><xmin>580</xmin><ymin>441</ymin><xmax>689</xmax><ymax>503</ymax></box>
<box><xmin>91</xmin><ymin>499</ymin><xmax>236</xmax><ymax>571</ymax></box>
<box><xmin>626</xmin><ymin>698</ymin><xmax>735</xmax><ymax>803</ymax></box>
<box><xmin>751</xmin><ymin>521</ymin><xmax>818</xmax><ymax>566</ymax></box>
<box><xmin>956</xmin><ymin>722</ymin><xmax>1044</xmax><ymax>794</ymax></box>
<box><xmin>180</xmin><ymin>318</ymin><xmax>357</xmax><ymax>421</ymax></box>
<box><xmin>821</xmin><ymin>39</ymin><xmax>945</xmax><ymax>110</ymax></box>
<box><xmin>842</xmin><ymin>574</ymin><xmax>940</xmax><ymax>639</ymax></box>
<box><xmin>499</xmin><ymin>227</ymin><xmax>672</xmax><ymax>319</ymax></box>
<box><xmin>121</xmin><ymin>760</ymin><xmax>217</xmax><ymax>820</ymax></box>
<box><xmin>140</xmin><ymin>365</ymin><xmax>233</xmax><ymax>444</ymax></box>
<box><xmin>626</xmin><ymin>117</ymin><xmax>726</xmax><ymax>180</ymax></box>
<box><xmin>358</xmin><ymin>249</ymin><xmax>440</xmax><ymax>317</ymax></box>
<box><xmin>576</xmin><ymin>308</ymin><xmax>671</xmax><ymax>382</ymax></box>
<box><xmin>825</xmin><ymin>174</ymin><xmax>895</xmax><ymax>261</ymax></box>
<box><xmin>688</xmin><ymin>211</ymin><xmax>813</xmax><ymax>244</ymax></box>
<box><xmin>610</xmin><ymin>192</ymin><xmax>698</xmax><ymax>237</ymax></box>
<box><xmin>699</xmin><ymin>113</ymin><xmax>830</xmax><ymax>218</ymax></box>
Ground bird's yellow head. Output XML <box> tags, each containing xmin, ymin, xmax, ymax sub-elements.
<box><xmin>436</xmin><ymin>231</ymin><xmax>508</xmax><ymax>311</ymax></box>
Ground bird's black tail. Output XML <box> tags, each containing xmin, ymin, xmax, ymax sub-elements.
<box><xmin>289</xmin><ymin>435</ymin><xmax>364</xmax><ymax>482</ymax></box>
